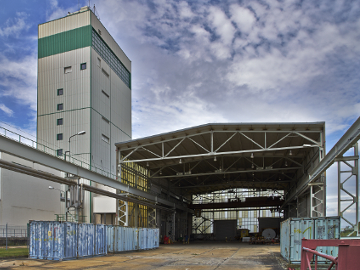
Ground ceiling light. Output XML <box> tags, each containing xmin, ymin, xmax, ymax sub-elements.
<box><xmin>179</xmin><ymin>159</ymin><xmax>182</xmax><ymax>164</ymax></box>
<box><xmin>160</xmin><ymin>170</ymin><xmax>162</xmax><ymax>175</ymax></box>
<box><xmin>289</xmin><ymin>150</ymin><xmax>292</xmax><ymax>156</ymax></box>
<box><xmin>252</xmin><ymin>163</ymin><xmax>254</xmax><ymax>169</ymax></box>
<box><xmin>251</xmin><ymin>153</ymin><xmax>254</xmax><ymax>159</ymax></box>
<box><xmin>214</xmin><ymin>156</ymin><xmax>217</xmax><ymax>162</ymax></box>
<box><xmin>285</xmin><ymin>161</ymin><xmax>288</xmax><ymax>167</ymax></box>
<box><xmin>146</xmin><ymin>162</ymin><xmax>149</xmax><ymax>167</ymax></box>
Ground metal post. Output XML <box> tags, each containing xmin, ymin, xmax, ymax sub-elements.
<box><xmin>6</xmin><ymin>223</ymin><xmax>7</xmax><ymax>250</ymax></box>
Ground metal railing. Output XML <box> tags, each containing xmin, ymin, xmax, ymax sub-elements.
<box><xmin>300</xmin><ymin>238</ymin><xmax>360</xmax><ymax>270</ymax></box>
<box><xmin>0</xmin><ymin>225</ymin><xmax>28</xmax><ymax>238</ymax></box>
<box><xmin>0</xmin><ymin>126</ymin><xmax>117</xmax><ymax>179</ymax></box>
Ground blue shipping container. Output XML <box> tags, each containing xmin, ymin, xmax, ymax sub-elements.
<box><xmin>280</xmin><ymin>216</ymin><xmax>340</xmax><ymax>264</ymax></box>
<box><xmin>29</xmin><ymin>221</ymin><xmax>107</xmax><ymax>260</ymax></box>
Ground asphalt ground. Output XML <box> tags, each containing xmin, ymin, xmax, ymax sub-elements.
<box><xmin>0</xmin><ymin>242</ymin><xmax>287</xmax><ymax>270</ymax></box>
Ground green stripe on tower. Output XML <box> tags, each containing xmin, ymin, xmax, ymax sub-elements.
<box><xmin>38</xmin><ymin>25</ymin><xmax>92</xmax><ymax>58</ymax></box>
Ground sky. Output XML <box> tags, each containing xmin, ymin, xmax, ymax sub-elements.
<box><xmin>0</xmin><ymin>0</ymin><xmax>359</xmax><ymax>222</ymax></box>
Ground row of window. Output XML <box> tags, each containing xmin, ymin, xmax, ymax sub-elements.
<box><xmin>92</xmin><ymin>28</ymin><xmax>131</xmax><ymax>88</ymax></box>
<box><xmin>64</xmin><ymin>63</ymin><xmax>87</xmax><ymax>74</ymax></box>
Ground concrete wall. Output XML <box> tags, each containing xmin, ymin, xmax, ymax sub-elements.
<box><xmin>0</xmin><ymin>153</ymin><xmax>64</xmax><ymax>226</ymax></box>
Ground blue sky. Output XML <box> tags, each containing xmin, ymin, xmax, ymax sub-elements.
<box><xmin>0</xmin><ymin>0</ymin><xmax>359</xmax><ymax>219</ymax></box>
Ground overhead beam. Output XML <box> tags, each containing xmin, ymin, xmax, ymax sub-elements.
<box><xmin>0</xmin><ymin>135</ymin><xmax>186</xmax><ymax>210</ymax></box>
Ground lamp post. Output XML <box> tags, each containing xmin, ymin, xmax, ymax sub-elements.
<box><xmin>66</xmin><ymin>130</ymin><xmax>86</xmax><ymax>162</ymax></box>
<box><xmin>63</xmin><ymin>131</ymin><xmax>86</xmax><ymax>222</ymax></box>
<box><xmin>49</xmin><ymin>185</ymin><xmax>66</xmax><ymax>221</ymax></box>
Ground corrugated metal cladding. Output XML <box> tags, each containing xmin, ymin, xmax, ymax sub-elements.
<box><xmin>38</xmin><ymin>10</ymin><xmax>90</xmax><ymax>39</ymax></box>
<box><xmin>280</xmin><ymin>217</ymin><xmax>340</xmax><ymax>264</ymax></box>
<box><xmin>38</xmin><ymin>25</ymin><xmax>92</xmax><ymax>59</ymax></box>
<box><xmin>37</xmin><ymin>47</ymin><xmax>91</xmax><ymax>116</ymax></box>
<box><xmin>29</xmin><ymin>221</ymin><xmax>107</xmax><ymax>260</ymax></box>
<box><xmin>90</xmin><ymin>11</ymin><xmax>131</xmax><ymax>71</ymax></box>
<box><xmin>106</xmin><ymin>226</ymin><xmax>159</xmax><ymax>252</ymax></box>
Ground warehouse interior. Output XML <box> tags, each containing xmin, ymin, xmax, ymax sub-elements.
<box><xmin>115</xmin><ymin>121</ymin><xmax>333</xmax><ymax>241</ymax></box>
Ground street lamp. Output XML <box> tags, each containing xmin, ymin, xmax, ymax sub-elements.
<box><xmin>49</xmin><ymin>185</ymin><xmax>66</xmax><ymax>202</ymax></box>
<box><xmin>65</xmin><ymin>131</ymin><xmax>86</xmax><ymax>162</ymax></box>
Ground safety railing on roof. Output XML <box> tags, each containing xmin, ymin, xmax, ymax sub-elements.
<box><xmin>0</xmin><ymin>126</ymin><xmax>117</xmax><ymax>179</ymax></box>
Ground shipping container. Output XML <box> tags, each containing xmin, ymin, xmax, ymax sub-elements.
<box><xmin>107</xmin><ymin>225</ymin><xmax>159</xmax><ymax>253</ymax></box>
<box><xmin>29</xmin><ymin>221</ymin><xmax>107</xmax><ymax>260</ymax></box>
<box><xmin>280</xmin><ymin>216</ymin><xmax>340</xmax><ymax>264</ymax></box>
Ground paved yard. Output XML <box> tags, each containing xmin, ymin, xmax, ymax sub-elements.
<box><xmin>0</xmin><ymin>242</ymin><xmax>287</xmax><ymax>269</ymax></box>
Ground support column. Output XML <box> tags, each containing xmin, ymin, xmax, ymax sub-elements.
<box><xmin>118</xmin><ymin>201</ymin><xmax>128</xmax><ymax>226</ymax></box>
<box><xmin>337</xmin><ymin>143</ymin><xmax>359</xmax><ymax>237</ymax></box>
<box><xmin>310</xmin><ymin>183</ymin><xmax>325</xmax><ymax>217</ymax></box>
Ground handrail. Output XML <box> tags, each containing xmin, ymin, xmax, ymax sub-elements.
<box><xmin>0</xmin><ymin>126</ymin><xmax>116</xmax><ymax>179</ymax></box>
<box><xmin>302</xmin><ymin>247</ymin><xmax>337</xmax><ymax>270</ymax></box>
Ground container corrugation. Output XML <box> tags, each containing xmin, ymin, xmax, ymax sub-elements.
<box><xmin>78</xmin><ymin>223</ymin><xmax>94</xmax><ymax>257</ymax></box>
<box><xmin>29</xmin><ymin>221</ymin><xmax>107</xmax><ymax>260</ymax></box>
<box><xmin>313</xmin><ymin>217</ymin><xmax>340</xmax><ymax>262</ymax></box>
<box><xmin>107</xmin><ymin>226</ymin><xmax>159</xmax><ymax>253</ymax></box>
<box><xmin>280</xmin><ymin>216</ymin><xmax>340</xmax><ymax>264</ymax></box>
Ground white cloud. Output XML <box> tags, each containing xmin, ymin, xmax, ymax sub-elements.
<box><xmin>230</xmin><ymin>5</ymin><xmax>256</xmax><ymax>34</ymax></box>
<box><xmin>0</xmin><ymin>104</ymin><xmax>14</xmax><ymax>117</ymax></box>
<box><xmin>0</xmin><ymin>54</ymin><xmax>37</xmax><ymax>112</ymax></box>
<box><xmin>208</xmin><ymin>6</ymin><xmax>235</xmax><ymax>46</ymax></box>
<box><xmin>0</xmin><ymin>12</ymin><xmax>30</xmax><ymax>37</ymax></box>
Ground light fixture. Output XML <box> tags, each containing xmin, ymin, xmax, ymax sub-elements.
<box><xmin>289</xmin><ymin>150</ymin><xmax>292</xmax><ymax>156</ymax></box>
<box><xmin>49</xmin><ymin>185</ymin><xmax>54</xmax><ymax>189</ymax></box>
<box><xmin>252</xmin><ymin>163</ymin><xmax>254</xmax><ymax>169</ymax></box>
<box><xmin>77</xmin><ymin>130</ymin><xmax>86</xmax><ymax>135</ymax></box>
<box><xmin>160</xmin><ymin>170</ymin><xmax>162</xmax><ymax>175</ymax></box>
<box><xmin>251</xmin><ymin>153</ymin><xmax>254</xmax><ymax>159</ymax></box>
<box><xmin>179</xmin><ymin>159</ymin><xmax>182</xmax><ymax>164</ymax></box>
<box><xmin>146</xmin><ymin>162</ymin><xmax>149</xmax><ymax>167</ymax></box>
<box><xmin>285</xmin><ymin>161</ymin><xmax>288</xmax><ymax>167</ymax></box>
<box><xmin>214</xmin><ymin>156</ymin><xmax>217</xmax><ymax>162</ymax></box>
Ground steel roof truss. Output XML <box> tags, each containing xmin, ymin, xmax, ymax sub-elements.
<box><xmin>239</xmin><ymin>132</ymin><xmax>264</xmax><ymax>149</ymax></box>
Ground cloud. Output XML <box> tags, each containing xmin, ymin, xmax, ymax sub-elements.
<box><xmin>0</xmin><ymin>12</ymin><xmax>30</xmax><ymax>38</ymax></box>
<box><xmin>46</xmin><ymin>0</ymin><xmax>79</xmax><ymax>21</ymax></box>
<box><xmin>0</xmin><ymin>54</ymin><xmax>37</xmax><ymax>112</ymax></box>
<box><xmin>0</xmin><ymin>104</ymin><xmax>14</xmax><ymax>117</ymax></box>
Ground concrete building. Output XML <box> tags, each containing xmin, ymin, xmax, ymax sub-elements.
<box><xmin>36</xmin><ymin>6</ymin><xmax>132</xmax><ymax>223</ymax></box>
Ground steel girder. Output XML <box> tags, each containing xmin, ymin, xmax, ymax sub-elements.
<box><xmin>0</xmin><ymin>134</ymin><xmax>185</xmax><ymax>211</ymax></box>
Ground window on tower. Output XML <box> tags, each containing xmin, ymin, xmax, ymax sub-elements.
<box><xmin>57</xmin><ymin>103</ymin><xmax>64</xmax><ymax>111</ymax></box>
<box><xmin>57</xmin><ymin>118</ymin><xmax>63</xmax><ymax>125</ymax></box>
<box><xmin>80</xmin><ymin>63</ymin><xmax>87</xmax><ymax>70</ymax></box>
<box><xmin>57</xmin><ymin>88</ymin><xmax>63</xmax><ymax>95</ymax></box>
<box><xmin>64</xmin><ymin>66</ymin><xmax>72</xmax><ymax>74</ymax></box>
<box><xmin>57</xmin><ymin>133</ymin><xmax>63</xmax><ymax>140</ymax></box>
<box><xmin>56</xmin><ymin>149</ymin><xmax>63</xmax><ymax>156</ymax></box>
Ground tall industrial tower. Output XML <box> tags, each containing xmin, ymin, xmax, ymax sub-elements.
<box><xmin>37</xmin><ymin>6</ymin><xmax>131</xmax><ymax>175</ymax></box>
<box><xmin>37</xmin><ymin>6</ymin><xmax>132</xmax><ymax>222</ymax></box>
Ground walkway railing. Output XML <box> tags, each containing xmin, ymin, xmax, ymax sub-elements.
<box><xmin>300</xmin><ymin>238</ymin><xmax>360</xmax><ymax>270</ymax></box>
<box><xmin>0</xmin><ymin>126</ymin><xmax>116</xmax><ymax>179</ymax></box>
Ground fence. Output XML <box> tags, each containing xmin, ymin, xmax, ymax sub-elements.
<box><xmin>0</xmin><ymin>225</ymin><xmax>28</xmax><ymax>238</ymax></box>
